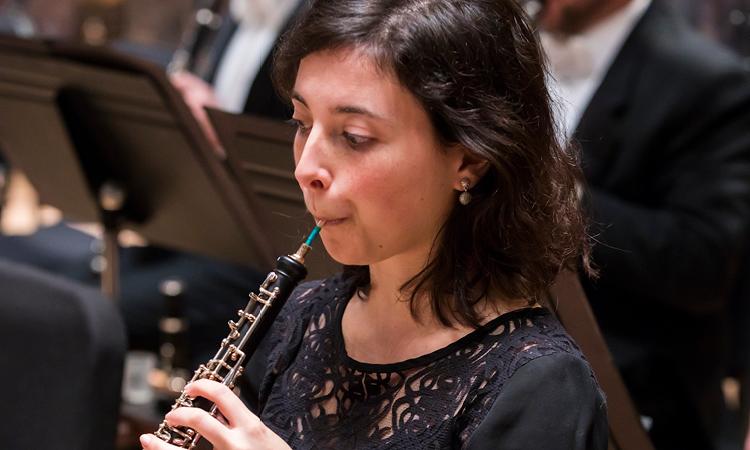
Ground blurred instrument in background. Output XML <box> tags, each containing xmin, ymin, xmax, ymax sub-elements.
<box><xmin>150</xmin><ymin>278</ymin><xmax>192</xmax><ymax>405</ymax></box>
<box><xmin>168</xmin><ymin>0</ymin><xmax>229</xmax><ymax>74</ymax></box>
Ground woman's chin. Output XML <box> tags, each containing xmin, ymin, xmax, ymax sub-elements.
<box><xmin>325</xmin><ymin>251</ymin><xmax>370</xmax><ymax>267</ymax></box>
<box><xmin>320</xmin><ymin>241</ymin><xmax>369</xmax><ymax>266</ymax></box>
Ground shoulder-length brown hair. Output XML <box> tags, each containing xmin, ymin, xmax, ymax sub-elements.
<box><xmin>273</xmin><ymin>0</ymin><xmax>593</xmax><ymax>327</ymax></box>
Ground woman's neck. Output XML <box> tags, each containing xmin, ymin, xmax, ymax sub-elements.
<box><xmin>340</xmin><ymin>241</ymin><xmax>539</xmax><ymax>364</ymax></box>
<box><xmin>361</xmin><ymin>250</ymin><xmax>533</xmax><ymax>329</ymax></box>
<box><xmin>364</xmin><ymin>249</ymin><xmax>436</xmax><ymax>324</ymax></box>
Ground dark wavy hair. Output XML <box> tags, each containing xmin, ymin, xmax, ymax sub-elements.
<box><xmin>273</xmin><ymin>0</ymin><xmax>594</xmax><ymax>327</ymax></box>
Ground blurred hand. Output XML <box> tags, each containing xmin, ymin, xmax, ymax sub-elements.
<box><xmin>170</xmin><ymin>71</ymin><xmax>225</xmax><ymax>157</ymax></box>
<box><xmin>139</xmin><ymin>379</ymin><xmax>291</xmax><ymax>450</ymax></box>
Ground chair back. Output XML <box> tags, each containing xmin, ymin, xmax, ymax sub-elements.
<box><xmin>0</xmin><ymin>259</ymin><xmax>126</xmax><ymax>450</ymax></box>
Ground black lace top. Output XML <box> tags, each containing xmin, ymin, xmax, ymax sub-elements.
<box><xmin>244</xmin><ymin>275</ymin><xmax>608</xmax><ymax>449</ymax></box>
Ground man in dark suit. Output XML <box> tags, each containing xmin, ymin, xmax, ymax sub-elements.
<box><xmin>540</xmin><ymin>0</ymin><xmax>750</xmax><ymax>448</ymax></box>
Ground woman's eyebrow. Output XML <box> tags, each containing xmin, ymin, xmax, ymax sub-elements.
<box><xmin>333</xmin><ymin>105</ymin><xmax>386</xmax><ymax>121</ymax></box>
<box><xmin>292</xmin><ymin>91</ymin><xmax>387</xmax><ymax>122</ymax></box>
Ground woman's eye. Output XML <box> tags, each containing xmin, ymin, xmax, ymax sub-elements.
<box><xmin>288</xmin><ymin>118</ymin><xmax>311</xmax><ymax>135</ymax></box>
<box><xmin>343</xmin><ymin>132</ymin><xmax>372</xmax><ymax>149</ymax></box>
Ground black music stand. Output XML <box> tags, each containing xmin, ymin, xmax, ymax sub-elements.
<box><xmin>207</xmin><ymin>108</ymin><xmax>339</xmax><ymax>279</ymax></box>
<box><xmin>0</xmin><ymin>35</ymin><xmax>276</xmax><ymax>299</ymax></box>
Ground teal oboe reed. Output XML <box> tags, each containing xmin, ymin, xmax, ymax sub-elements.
<box><xmin>305</xmin><ymin>221</ymin><xmax>324</xmax><ymax>246</ymax></box>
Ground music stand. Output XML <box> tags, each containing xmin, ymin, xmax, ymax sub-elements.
<box><xmin>0</xmin><ymin>35</ymin><xmax>276</xmax><ymax>298</ymax></box>
<box><xmin>207</xmin><ymin>108</ymin><xmax>339</xmax><ymax>279</ymax></box>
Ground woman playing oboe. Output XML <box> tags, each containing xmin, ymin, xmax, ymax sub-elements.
<box><xmin>141</xmin><ymin>0</ymin><xmax>608</xmax><ymax>448</ymax></box>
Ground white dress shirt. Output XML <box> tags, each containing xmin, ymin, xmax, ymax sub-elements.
<box><xmin>214</xmin><ymin>0</ymin><xmax>299</xmax><ymax>112</ymax></box>
<box><xmin>542</xmin><ymin>0</ymin><xmax>651</xmax><ymax>139</ymax></box>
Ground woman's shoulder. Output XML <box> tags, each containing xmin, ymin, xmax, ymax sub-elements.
<box><xmin>463</xmin><ymin>307</ymin><xmax>602</xmax><ymax>420</ymax></box>
<box><xmin>254</xmin><ymin>273</ymin><xmax>350</xmax><ymax>366</ymax></box>
<box><xmin>483</xmin><ymin>307</ymin><xmax>591</xmax><ymax>374</ymax></box>
<box><xmin>284</xmin><ymin>272</ymin><xmax>351</xmax><ymax>316</ymax></box>
<box><xmin>462</xmin><ymin>308</ymin><xmax>608</xmax><ymax>449</ymax></box>
<box><xmin>245</xmin><ymin>273</ymin><xmax>351</xmax><ymax>405</ymax></box>
<box><xmin>464</xmin><ymin>350</ymin><xmax>608</xmax><ymax>450</ymax></box>
<box><xmin>270</xmin><ymin>273</ymin><xmax>353</xmax><ymax>342</ymax></box>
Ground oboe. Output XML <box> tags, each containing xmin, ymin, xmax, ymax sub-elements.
<box><xmin>154</xmin><ymin>223</ymin><xmax>324</xmax><ymax>449</ymax></box>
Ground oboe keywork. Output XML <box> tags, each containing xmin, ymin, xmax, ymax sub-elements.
<box><xmin>154</xmin><ymin>224</ymin><xmax>324</xmax><ymax>449</ymax></box>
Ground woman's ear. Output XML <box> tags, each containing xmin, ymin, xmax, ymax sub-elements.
<box><xmin>451</xmin><ymin>145</ymin><xmax>489</xmax><ymax>189</ymax></box>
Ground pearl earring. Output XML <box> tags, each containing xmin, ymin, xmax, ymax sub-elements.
<box><xmin>459</xmin><ymin>178</ymin><xmax>472</xmax><ymax>205</ymax></box>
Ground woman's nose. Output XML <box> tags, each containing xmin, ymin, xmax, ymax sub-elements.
<box><xmin>294</xmin><ymin>131</ymin><xmax>332</xmax><ymax>191</ymax></box>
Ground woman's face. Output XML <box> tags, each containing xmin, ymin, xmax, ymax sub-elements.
<box><xmin>292</xmin><ymin>48</ymin><xmax>465</xmax><ymax>267</ymax></box>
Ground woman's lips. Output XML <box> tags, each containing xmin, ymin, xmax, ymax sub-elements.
<box><xmin>316</xmin><ymin>217</ymin><xmax>346</xmax><ymax>226</ymax></box>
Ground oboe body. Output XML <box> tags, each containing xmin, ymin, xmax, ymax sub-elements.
<box><xmin>154</xmin><ymin>226</ymin><xmax>322</xmax><ymax>448</ymax></box>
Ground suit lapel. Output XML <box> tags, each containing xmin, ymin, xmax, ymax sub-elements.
<box><xmin>244</xmin><ymin>0</ymin><xmax>308</xmax><ymax>114</ymax></box>
<box><xmin>574</xmin><ymin>3</ymin><xmax>658</xmax><ymax>185</ymax></box>
<box><xmin>204</xmin><ymin>17</ymin><xmax>240</xmax><ymax>83</ymax></box>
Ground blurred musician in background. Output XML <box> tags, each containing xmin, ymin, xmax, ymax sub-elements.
<box><xmin>537</xmin><ymin>0</ymin><xmax>750</xmax><ymax>448</ymax></box>
<box><xmin>0</xmin><ymin>0</ymin><xmax>80</xmax><ymax>39</ymax></box>
<box><xmin>0</xmin><ymin>0</ymin><xmax>306</xmax><ymax>370</ymax></box>
<box><xmin>674</xmin><ymin>0</ymin><xmax>750</xmax><ymax>62</ymax></box>
<box><xmin>169</xmin><ymin>0</ymin><xmax>305</xmax><ymax>150</ymax></box>
<box><xmin>0</xmin><ymin>0</ymin><xmax>35</xmax><ymax>36</ymax></box>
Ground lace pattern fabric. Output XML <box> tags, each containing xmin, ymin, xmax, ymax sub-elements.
<box><xmin>254</xmin><ymin>275</ymin><xmax>594</xmax><ymax>449</ymax></box>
